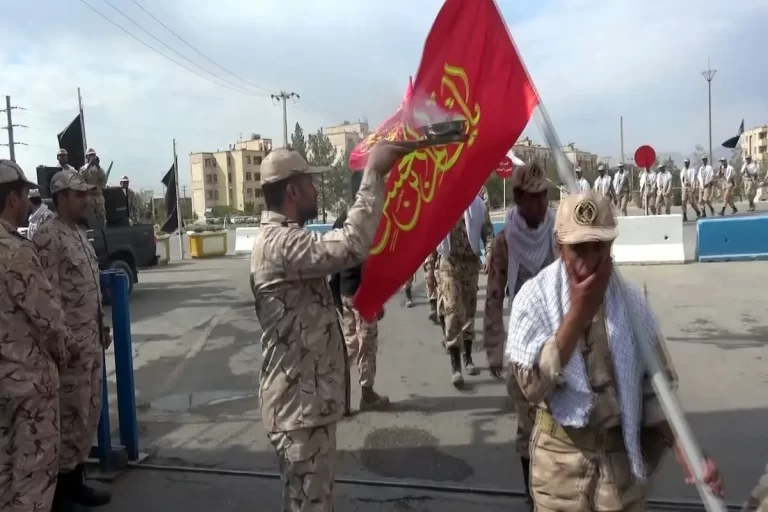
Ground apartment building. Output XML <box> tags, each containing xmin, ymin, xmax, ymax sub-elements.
<box><xmin>741</xmin><ymin>125</ymin><xmax>768</xmax><ymax>163</ymax></box>
<box><xmin>323</xmin><ymin>120</ymin><xmax>370</xmax><ymax>163</ymax></box>
<box><xmin>562</xmin><ymin>142</ymin><xmax>599</xmax><ymax>172</ymax></box>
<box><xmin>189</xmin><ymin>136</ymin><xmax>273</xmax><ymax>219</ymax></box>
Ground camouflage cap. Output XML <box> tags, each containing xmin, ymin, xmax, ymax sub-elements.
<box><xmin>28</xmin><ymin>189</ymin><xmax>41</xmax><ymax>198</ymax></box>
<box><xmin>597</xmin><ymin>164</ymin><xmax>606</xmax><ymax>171</ymax></box>
<box><xmin>50</xmin><ymin>170</ymin><xmax>95</xmax><ymax>194</ymax></box>
<box><xmin>57</xmin><ymin>148</ymin><xmax>68</xmax><ymax>157</ymax></box>
<box><xmin>86</xmin><ymin>148</ymin><xmax>97</xmax><ymax>156</ymax></box>
<box><xmin>555</xmin><ymin>191</ymin><xmax>617</xmax><ymax>245</ymax></box>
<box><xmin>509</xmin><ymin>163</ymin><xmax>549</xmax><ymax>193</ymax></box>
<box><xmin>260</xmin><ymin>147</ymin><xmax>330</xmax><ymax>185</ymax></box>
<box><xmin>0</xmin><ymin>159</ymin><xmax>39</xmax><ymax>188</ymax></box>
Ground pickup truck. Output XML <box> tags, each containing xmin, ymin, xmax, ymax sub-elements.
<box><xmin>23</xmin><ymin>198</ymin><xmax>157</xmax><ymax>298</ymax></box>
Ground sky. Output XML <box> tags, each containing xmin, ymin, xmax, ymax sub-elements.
<box><xmin>2</xmin><ymin>0</ymin><xmax>767</xmax><ymax>193</ymax></box>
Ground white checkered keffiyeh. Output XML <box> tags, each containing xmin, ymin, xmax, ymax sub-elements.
<box><xmin>505</xmin><ymin>260</ymin><xmax>659</xmax><ymax>481</ymax></box>
<box><xmin>504</xmin><ymin>206</ymin><xmax>556</xmax><ymax>303</ymax></box>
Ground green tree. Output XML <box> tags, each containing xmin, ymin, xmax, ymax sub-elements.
<box><xmin>307</xmin><ymin>129</ymin><xmax>337</xmax><ymax>223</ymax></box>
<box><xmin>326</xmin><ymin>149</ymin><xmax>353</xmax><ymax>216</ymax></box>
<box><xmin>290</xmin><ymin>122</ymin><xmax>307</xmax><ymax>159</ymax></box>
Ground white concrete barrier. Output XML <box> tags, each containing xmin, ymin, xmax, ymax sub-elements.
<box><xmin>612</xmin><ymin>214</ymin><xmax>685</xmax><ymax>264</ymax></box>
<box><xmin>156</xmin><ymin>235</ymin><xmax>171</xmax><ymax>265</ymax></box>
<box><xmin>234</xmin><ymin>227</ymin><xmax>259</xmax><ymax>255</ymax></box>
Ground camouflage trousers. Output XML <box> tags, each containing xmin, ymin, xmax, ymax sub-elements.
<box><xmin>340</xmin><ymin>296</ymin><xmax>378</xmax><ymax>388</ymax></box>
<box><xmin>530</xmin><ymin>410</ymin><xmax>668</xmax><ymax>512</ymax></box>
<box><xmin>423</xmin><ymin>252</ymin><xmax>437</xmax><ymax>301</ymax></box>
<box><xmin>404</xmin><ymin>273</ymin><xmax>415</xmax><ymax>292</ymax></box>
<box><xmin>0</xmin><ymin>388</ymin><xmax>60</xmax><ymax>512</ymax></box>
<box><xmin>268</xmin><ymin>423</ymin><xmax>337</xmax><ymax>512</ymax></box>
<box><xmin>723</xmin><ymin>183</ymin><xmax>736</xmax><ymax>209</ymax></box>
<box><xmin>643</xmin><ymin>192</ymin><xmax>656</xmax><ymax>215</ymax></box>
<box><xmin>655</xmin><ymin>193</ymin><xmax>671</xmax><ymax>215</ymax></box>
<box><xmin>437</xmin><ymin>260</ymin><xmax>480</xmax><ymax>349</ymax></box>
<box><xmin>744</xmin><ymin>178</ymin><xmax>757</xmax><ymax>207</ymax></box>
<box><xmin>616</xmin><ymin>193</ymin><xmax>629</xmax><ymax>216</ymax></box>
<box><xmin>505</xmin><ymin>373</ymin><xmax>536</xmax><ymax>456</ymax></box>
<box><xmin>699</xmin><ymin>185</ymin><xmax>714</xmax><ymax>210</ymax></box>
<box><xmin>88</xmin><ymin>196</ymin><xmax>106</xmax><ymax>229</ymax></box>
<box><xmin>681</xmin><ymin>185</ymin><xmax>699</xmax><ymax>215</ymax></box>
<box><xmin>59</xmin><ymin>351</ymin><xmax>104</xmax><ymax>471</ymax></box>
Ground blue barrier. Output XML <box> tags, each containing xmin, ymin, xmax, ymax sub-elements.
<box><xmin>91</xmin><ymin>270</ymin><xmax>139</xmax><ymax>472</ymax></box>
<box><xmin>492</xmin><ymin>220</ymin><xmax>503</xmax><ymax>234</ymax></box>
<box><xmin>696</xmin><ymin>214</ymin><xmax>768</xmax><ymax>262</ymax></box>
<box><xmin>305</xmin><ymin>223</ymin><xmax>333</xmax><ymax>234</ymax></box>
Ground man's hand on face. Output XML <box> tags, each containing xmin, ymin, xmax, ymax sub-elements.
<box><xmin>565</xmin><ymin>251</ymin><xmax>612</xmax><ymax>328</ymax></box>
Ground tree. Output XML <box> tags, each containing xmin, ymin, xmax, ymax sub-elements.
<box><xmin>307</xmin><ymin>129</ymin><xmax>337</xmax><ymax>223</ymax></box>
<box><xmin>326</xmin><ymin>149</ymin><xmax>353</xmax><ymax>216</ymax></box>
<box><xmin>290</xmin><ymin>123</ymin><xmax>307</xmax><ymax>159</ymax></box>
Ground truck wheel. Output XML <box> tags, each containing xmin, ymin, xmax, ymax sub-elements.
<box><xmin>103</xmin><ymin>259</ymin><xmax>135</xmax><ymax>305</ymax></box>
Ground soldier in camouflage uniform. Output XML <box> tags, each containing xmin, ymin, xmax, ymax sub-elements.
<box><xmin>403</xmin><ymin>272</ymin><xmax>415</xmax><ymax>307</ymax></box>
<box><xmin>482</xmin><ymin>163</ymin><xmax>555</xmax><ymax>508</ymax></box>
<box><xmin>0</xmin><ymin>160</ymin><xmax>75</xmax><ymax>512</ymax></box>
<box><xmin>26</xmin><ymin>188</ymin><xmax>56</xmax><ymax>240</ymax></box>
<box><xmin>79</xmin><ymin>148</ymin><xmax>107</xmax><ymax>228</ymax></box>
<box><xmin>56</xmin><ymin>148</ymin><xmax>77</xmax><ymax>172</ymax></box>
<box><xmin>743</xmin><ymin>463</ymin><xmax>768</xmax><ymax>511</ymax></box>
<box><xmin>423</xmin><ymin>250</ymin><xmax>439</xmax><ymax>323</ymax></box>
<box><xmin>250</xmin><ymin>142</ymin><xmax>414</xmax><ymax>512</ymax></box>
<box><xmin>437</xmin><ymin>191</ymin><xmax>493</xmax><ymax>386</ymax></box>
<box><xmin>119</xmin><ymin>176</ymin><xmax>142</xmax><ymax>224</ymax></box>
<box><xmin>33</xmin><ymin>170</ymin><xmax>112</xmax><ymax>510</ymax></box>
<box><xmin>506</xmin><ymin>192</ymin><xmax>723</xmax><ymax>511</ymax></box>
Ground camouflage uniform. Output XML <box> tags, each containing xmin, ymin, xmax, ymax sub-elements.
<box><xmin>403</xmin><ymin>272</ymin><xmax>415</xmax><ymax>306</ymax></box>
<box><xmin>423</xmin><ymin>250</ymin><xmax>438</xmax><ymax>322</ymax></box>
<box><xmin>508</xmin><ymin>194</ymin><xmax>679</xmax><ymax>511</ymax></box>
<box><xmin>680</xmin><ymin>162</ymin><xmax>700</xmax><ymax>221</ymax></box>
<box><xmin>613</xmin><ymin>168</ymin><xmax>630</xmax><ymax>216</ymax></box>
<box><xmin>123</xmin><ymin>187</ymin><xmax>142</xmax><ymax>224</ymax></box>
<box><xmin>32</xmin><ymin>171</ymin><xmax>111</xmax><ymax>507</ymax></box>
<box><xmin>340</xmin><ymin>296</ymin><xmax>379</xmax><ymax>388</ymax></box>
<box><xmin>655</xmin><ymin>167</ymin><xmax>673</xmax><ymax>215</ymax></box>
<box><xmin>250</xmin><ymin>148</ymin><xmax>385</xmax><ymax>512</ymax></box>
<box><xmin>719</xmin><ymin>162</ymin><xmax>738</xmax><ymax>215</ymax></box>
<box><xmin>438</xmin><ymin>199</ymin><xmax>493</xmax><ymax>384</ymax></box>
<box><xmin>79</xmin><ymin>161</ymin><xmax>107</xmax><ymax>228</ymax></box>
<box><xmin>0</xmin><ymin>162</ymin><xmax>74</xmax><ymax>512</ymax></box>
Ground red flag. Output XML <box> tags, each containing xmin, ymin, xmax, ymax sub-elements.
<box><xmin>349</xmin><ymin>77</ymin><xmax>414</xmax><ymax>170</ymax></box>
<box><xmin>353</xmin><ymin>0</ymin><xmax>539</xmax><ymax>320</ymax></box>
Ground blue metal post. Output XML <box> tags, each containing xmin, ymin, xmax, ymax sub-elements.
<box><xmin>110</xmin><ymin>270</ymin><xmax>139</xmax><ymax>460</ymax></box>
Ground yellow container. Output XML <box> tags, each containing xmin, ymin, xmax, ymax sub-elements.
<box><xmin>188</xmin><ymin>231</ymin><xmax>228</xmax><ymax>258</ymax></box>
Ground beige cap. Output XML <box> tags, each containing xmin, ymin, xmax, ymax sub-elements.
<box><xmin>57</xmin><ymin>148</ymin><xmax>68</xmax><ymax>157</ymax></box>
<box><xmin>260</xmin><ymin>147</ymin><xmax>330</xmax><ymax>185</ymax></box>
<box><xmin>86</xmin><ymin>148</ymin><xmax>97</xmax><ymax>156</ymax></box>
<box><xmin>0</xmin><ymin>159</ymin><xmax>39</xmax><ymax>188</ymax></box>
<box><xmin>28</xmin><ymin>189</ymin><xmax>41</xmax><ymax>199</ymax></box>
<box><xmin>555</xmin><ymin>191</ymin><xmax>617</xmax><ymax>245</ymax></box>
<box><xmin>50</xmin><ymin>170</ymin><xmax>95</xmax><ymax>194</ymax></box>
<box><xmin>509</xmin><ymin>163</ymin><xmax>550</xmax><ymax>193</ymax></box>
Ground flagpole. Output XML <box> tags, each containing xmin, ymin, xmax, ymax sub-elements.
<box><xmin>77</xmin><ymin>87</ymin><xmax>87</xmax><ymax>154</ymax></box>
<box><xmin>491</xmin><ymin>2</ymin><xmax>725</xmax><ymax>510</ymax></box>
<box><xmin>173</xmin><ymin>139</ymin><xmax>184</xmax><ymax>260</ymax></box>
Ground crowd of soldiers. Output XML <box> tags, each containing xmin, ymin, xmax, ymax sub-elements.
<box><xmin>577</xmin><ymin>156</ymin><xmax>764</xmax><ymax>222</ymax></box>
<box><xmin>1</xmin><ymin>160</ymin><xmax>113</xmax><ymax>512</ymax></box>
<box><xmin>245</xmin><ymin>139</ymin><xmax>768</xmax><ymax>512</ymax></box>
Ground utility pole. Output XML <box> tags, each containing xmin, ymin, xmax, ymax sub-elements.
<box><xmin>701</xmin><ymin>59</ymin><xmax>717</xmax><ymax>160</ymax></box>
<box><xmin>619</xmin><ymin>116</ymin><xmax>625</xmax><ymax>164</ymax></box>
<box><xmin>1</xmin><ymin>96</ymin><xmax>28</xmax><ymax>162</ymax></box>
<box><xmin>173</xmin><ymin>139</ymin><xmax>184</xmax><ymax>260</ymax></box>
<box><xmin>270</xmin><ymin>91</ymin><xmax>300</xmax><ymax>148</ymax></box>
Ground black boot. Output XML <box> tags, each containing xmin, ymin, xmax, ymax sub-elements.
<box><xmin>463</xmin><ymin>340</ymin><xmax>479</xmax><ymax>375</ymax></box>
<box><xmin>682</xmin><ymin>213</ymin><xmax>688</xmax><ymax>222</ymax></box>
<box><xmin>404</xmin><ymin>287</ymin><xmax>413</xmax><ymax>308</ymax></box>
<box><xmin>69</xmin><ymin>464</ymin><xmax>111</xmax><ymax>507</ymax></box>
<box><xmin>719</xmin><ymin>208</ymin><xmax>725</xmax><ymax>216</ymax></box>
<box><xmin>449</xmin><ymin>346</ymin><xmax>463</xmax><ymax>386</ymax></box>
<box><xmin>51</xmin><ymin>474</ymin><xmax>74</xmax><ymax>512</ymax></box>
<box><xmin>521</xmin><ymin>457</ymin><xmax>533</xmax><ymax>508</ymax></box>
<box><xmin>428</xmin><ymin>299</ymin><xmax>438</xmax><ymax>324</ymax></box>
<box><xmin>732</xmin><ymin>206</ymin><xmax>738</xmax><ymax>214</ymax></box>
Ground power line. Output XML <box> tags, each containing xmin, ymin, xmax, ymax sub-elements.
<box><xmin>77</xmin><ymin>0</ymin><xmax>266</xmax><ymax>98</ymax></box>
<box><xmin>1</xmin><ymin>96</ymin><xmax>29</xmax><ymax>162</ymax></box>
<box><xmin>129</xmin><ymin>0</ymin><xmax>271</xmax><ymax>96</ymax></box>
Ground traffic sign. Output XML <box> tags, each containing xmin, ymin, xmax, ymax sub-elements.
<box><xmin>634</xmin><ymin>145</ymin><xmax>656</xmax><ymax>168</ymax></box>
<box><xmin>496</xmin><ymin>156</ymin><xmax>514</xmax><ymax>178</ymax></box>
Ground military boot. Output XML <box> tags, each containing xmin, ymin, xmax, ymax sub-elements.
<box><xmin>428</xmin><ymin>299</ymin><xmax>438</xmax><ymax>324</ymax></box>
<box><xmin>404</xmin><ymin>287</ymin><xmax>413</xmax><ymax>308</ymax></box>
<box><xmin>463</xmin><ymin>340</ymin><xmax>479</xmax><ymax>375</ymax></box>
<box><xmin>69</xmin><ymin>464</ymin><xmax>111</xmax><ymax>507</ymax></box>
<box><xmin>449</xmin><ymin>346</ymin><xmax>463</xmax><ymax>386</ymax></box>
<box><xmin>51</xmin><ymin>476</ymin><xmax>74</xmax><ymax>512</ymax></box>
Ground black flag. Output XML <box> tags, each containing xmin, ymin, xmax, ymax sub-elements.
<box><xmin>57</xmin><ymin>114</ymin><xmax>85</xmax><ymax>169</ymax></box>
<box><xmin>721</xmin><ymin>119</ymin><xmax>744</xmax><ymax>149</ymax></box>
<box><xmin>160</xmin><ymin>164</ymin><xmax>180</xmax><ymax>234</ymax></box>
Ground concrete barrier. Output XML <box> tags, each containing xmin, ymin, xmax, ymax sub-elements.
<box><xmin>187</xmin><ymin>231</ymin><xmax>228</xmax><ymax>258</ymax></box>
<box><xmin>156</xmin><ymin>235</ymin><xmax>171</xmax><ymax>265</ymax></box>
<box><xmin>697</xmin><ymin>214</ymin><xmax>768</xmax><ymax>262</ymax></box>
<box><xmin>234</xmin><ymin>227</ymin><xmax>259</xmax><ymax>255</ymax></box>
<box><xmin>613</xmin><ymin>214</ymin><xmax>685</xmax><ymax>264</ymax></box>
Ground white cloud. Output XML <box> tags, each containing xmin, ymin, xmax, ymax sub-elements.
<box><xmin>1</xmin><ymin>0</ymin><xmax>765</xmax><ymax>191</ymax></box>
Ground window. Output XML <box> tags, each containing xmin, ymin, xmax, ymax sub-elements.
<box><xmin>254</xmin><ymin>189</ymin><xmax>263</xmax><ymax>198</ymax></box>
<box><xmin>247</xmin><ymin>188</ymin><xmax>253</xmax><ymax>196</ymax></box>
<box><xmin>254</xmin><ymin>172</ymin><xmax>260</xmax><ymax>182</ymax></box>
<box><xmin>246</xmin><ymin>155</ymin><xmax>251</xmax><ymax>165</ymax></box>
<box><xmin>759</xmin><ymin>132</ymin><xmax>767</xmax><ymax>140</ymax></box>
<box><xmin>213</xmin><ymin>174</ymin><xmax>218</xmax><ymax>183</ymax></box>
<box><xmin>205</xmin><ymin>175</ymin><xmax>212</xmax><ymax>184</ymax></box>
<box><xmin>214</xmin><ymin>190</ymin><xmax>219</xmax><ymax>200</ymax></box>
<box><xmin>254</xmin><ymin>156</ymin><xmax>262</xmax><ymax>165</ymax></box>
<box><xmin>246</xmin><ymin>172</ymin><xmax>252</xmax><ymax>181</ymax></box>
<box><xmin>227</xmin><ymin>155</ymin><xmax>232</xmax><ymax>165</ymax></box>
<box><xmin>228</xmin><ymin>173</ymin><xmax>232</xmax><ymax>182</ymax></box>
<box><xmin>206</xmin><ymin>191</ymin><xmax>213</xmax><ymax>200</ymax></box>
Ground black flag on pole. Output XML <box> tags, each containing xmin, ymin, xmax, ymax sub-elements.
<box><xmin>160</xmin><ymin>163</ymin><xmax>180</xmax><ymax>234</ymax></box>
<box><xmin>57</xmin><ymin>114</ymin><xmax>85</xmax><ymax>169</ymax></box>
<box><xmin>721</xmin><ymin>119</ymin><xmax>744</xmax><ymax>149</ymax></box>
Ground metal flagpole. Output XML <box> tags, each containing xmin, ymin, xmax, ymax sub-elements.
<box><xmin>78</xmin><ymin>87</ymin><xmax>88</xmax><ymax>154</ymax></box>
<box><xmin>491</xmin><ymin>2</ymin><xmax>725</xmax><ymax>511</ymax></box>
<box><xmin>173</xmin><ymin>139</ymin><xmax>184</xmax><ymax>259</ymax></box>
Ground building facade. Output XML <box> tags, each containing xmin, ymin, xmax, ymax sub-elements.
<box><xmin>511</xmin><ymin>138</ymin><xmax>600</xmax><ymax>173</ymax></box>
<box><xmin>741</xmin><ymin>125</ymin><xmax>768</xmax><ymax>164</ymax></box>
<box><xmin>189</xmin><ymin>136</ymin><xmax>273</xmax><ymax>219</ymax></box>
<box><xmin>323</xmin><ymin>121</ymin><xmax>370</xmax><ymax>163</ymax></box>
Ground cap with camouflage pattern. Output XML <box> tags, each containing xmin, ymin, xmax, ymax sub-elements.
<box><xmin>555</xmin><ymin>191</ymin><xmax>617</xmax><ymax>245</ymax></box>
<box><xmin>57</xmin><ymin>148</ymin><xmax>68</xmax><ymax>157</ymax></box>
<box><xmin>260</xmin><ymin>147</ymin><xmax>330</xmax><ymax>185</ymax></box>
<box><xmin>0</xmin><ymin>159</ymin><xmax>39</xmax><ymax>188</ymax></box>
<box><xmin>50</xmin><ymin>170</ymin><xmax>95</xmax><ymax>194</ymax></box>
<box><xmin>86</xmin><ymin>148</ymin><xmax>97</xmax><ymax>157</ymax></box>
<box><xmin>509</xmin><ymin>163</ymin><xmax>550</xmax><ymax>193</ymax></box>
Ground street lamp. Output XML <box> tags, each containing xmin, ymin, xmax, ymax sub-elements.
<box><xmin>701</xmin><ymin>58</ymin><xmax>717</xmax><ymax>160</ymax></box>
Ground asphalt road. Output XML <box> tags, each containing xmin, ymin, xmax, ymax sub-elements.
<box><xmin>100</xmin><ymin>256</ymin><xmax>768</xmax><ymax>510</ymax></box>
